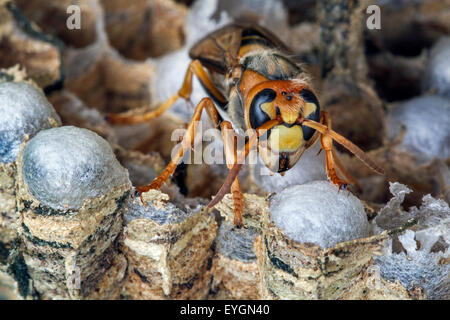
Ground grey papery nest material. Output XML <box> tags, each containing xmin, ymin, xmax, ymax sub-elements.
<box><xmin>0</xmin><ymin>82</ymin><xmax>61</xmax><ymax>164</ymax></box>
<box><xmin>270</xmin><ymin>180</ymin><xmax>370</xmax><ymax>249</ymax></box>
<box><xmin>22</xmin><ymin>126</ymin><xmax>130</xmax><ymax>210</ymax></box>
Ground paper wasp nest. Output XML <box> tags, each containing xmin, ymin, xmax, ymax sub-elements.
<box><xmin>0</xmin><ymin>72</ymin><xmax>61</xmax><ymax>297</ymax></box>
<box><xmin>386</xmin><ymin>95</ymin><xmax>450</xmax><ymax>162</ymax></box>
<box><xmin>270</xmin><ymin>181</ymin><xmax>370</xmax><ymax>248</ymax></box>
<box><xmin>1</xmin><ymin>0</ymin><xmax>450</xmax><ymax>301</ymax></box>
<box><xmin>374</xmin><ymin>183</ymin><xmax>450</xmax><ymax>299</ymax></box>
<box><xmin>15</xmin><ymin>125</ymin><xmax>131</xmax><ymax>299</ymax></box>
<box><xmin>424</xmin><ymin>37</ymin><xmax>450</xmax><ymax>98</ymax></box>
<box><xmin>210</xmin><ymin>199</ymin><xmax>263</xmax><ymax>300</ymax></box>
<box><xmin>120</xmin><ymin>189</ymin><xmax>215</xmax><ymax>299</ymax></box>
<box><xmin>0</xmin><ymin>82</ymin><xmax>61</xmax><ymax>164</ymax></box>
<box><xmin>0</xmin><ymin>1</ymin><xmax>62</xmax><ymax>89</ymax></box>
<box><xmin>21</xmin><ymin>126</ymin><xmax>129</xmax><ymax>210</ymax></box>
<box><xmin>15</xmin><ymin>0</ymin><xmax>98</xmax><ymax>48</ymax></box>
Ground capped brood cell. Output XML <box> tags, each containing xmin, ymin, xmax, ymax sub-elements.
<box><xmin>0</xmin><ymin>76</ymin><xmax>61</xmax><ymax>267</ymax></box>
<box><xmin>16</xmin><ymin>126</ymin><xmax>131</xmax><ymax>299</ymax></box>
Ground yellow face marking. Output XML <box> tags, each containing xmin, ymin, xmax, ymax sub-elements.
<box><xmin>303</xmin><ymin>102</ymin><xmax>317</xmax><ymax>118</ymax></box>
<box><xmin>261</xmin><ymin>101</ymin><xmax>276</xmax><ymax>119</ymax></box>
<box><xmin>280</xmin><ymin>110</ymin><xmax>299</xmax><ymax>125</ymax></box>
<box><xmin>268</xmin><ymin>125</ymin><xmax>304</xmax><ymax>152</ymax></box>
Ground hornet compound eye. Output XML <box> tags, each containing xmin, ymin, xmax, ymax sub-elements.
<box><xmin>299</xmin><ymin>89</ymin><xmax>321</xmax><ymax>140</ymax></box>
<box><xmin>249</xmin><ymin>88</ymin><xmax>277</xmax><ymax>129</ymax></box>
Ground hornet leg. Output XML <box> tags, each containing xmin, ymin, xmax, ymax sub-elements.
<box><xmin>136</xmin><ymin>97</ymin><xmax>220</xmax><ymax>196</ymax></box>
<box><xmin>106</xmin><ymin>59</ymin><xmax>227</xmax><ymax>125</ymax></box>
<box><xmin>220</xmin><ymin>121</ymin><xmax>244</xmax><ymax>227</ymax></box>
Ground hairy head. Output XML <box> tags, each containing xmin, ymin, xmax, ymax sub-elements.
<box><xmin>245</xmin><ymin>80</ymin><xmax>321</xmax><ymax>173</ymax></box>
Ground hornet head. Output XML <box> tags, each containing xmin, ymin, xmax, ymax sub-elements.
<box><xmin>245</xmin><ymin>80</ymin><xmax>321</xmax><ymax>174</ymax></box>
